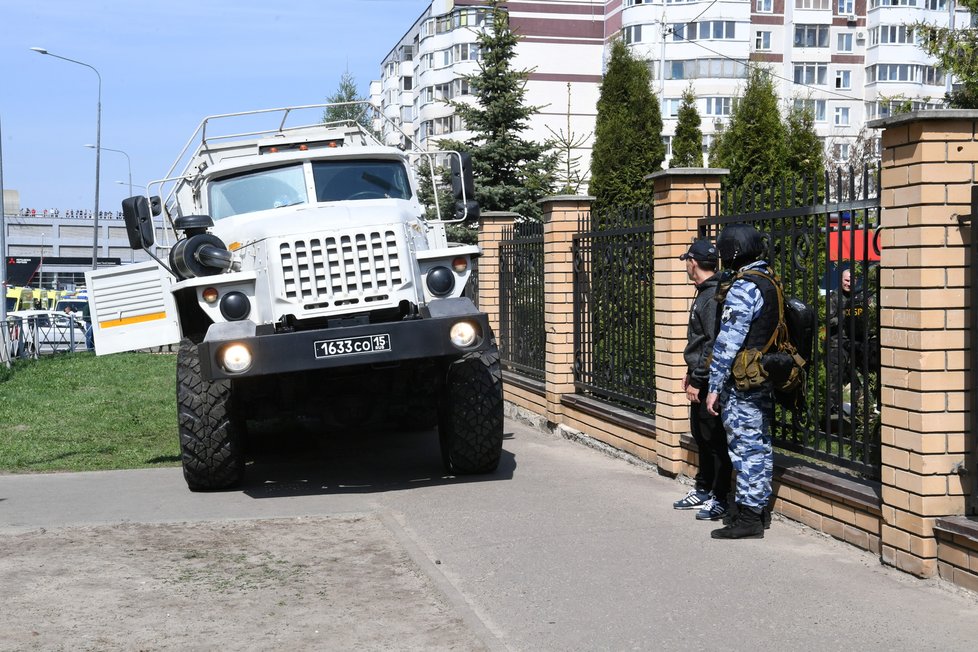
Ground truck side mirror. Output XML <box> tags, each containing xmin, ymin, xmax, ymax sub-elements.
<box><xmin>121</xmin><ymin>195</ymin><xmax>156</xmax><ymax>250</ymax></box>
<box><xmin>450</xmin><ymin>152</ymin><xmax>476</xmax><ymax>203</ymax></box>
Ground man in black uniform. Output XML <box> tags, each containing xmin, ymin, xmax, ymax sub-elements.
<box><xmin>673</xmin><ymin>239</ymin><xmax>732</xmax><ymax>521</ymax></box>
<box><xmin>826</xmin><ymin>267</ymin><xmax>878</xmax><ymax>416</ymax></box>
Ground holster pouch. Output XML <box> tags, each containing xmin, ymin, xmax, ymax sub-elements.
<box><xmin>731</xmin><ymin>348</ymin><xmax>768</xmax><ymax>391</ymax></box>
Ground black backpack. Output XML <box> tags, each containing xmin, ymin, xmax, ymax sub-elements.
<box><xmin>738</xmin><ymin>269</ymin><xmax>815</xmax><ymax>410</ymax></box>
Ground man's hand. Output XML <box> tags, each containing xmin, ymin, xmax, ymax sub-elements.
<box><xmin>686</xmin><ymin>383</ymin><xmax>700</xmax><ymax>403</ymax></box>
<box><xmin>706</xmin><ymin>392</ymin><xmax>720</xmax><ymax>416</ymax></box>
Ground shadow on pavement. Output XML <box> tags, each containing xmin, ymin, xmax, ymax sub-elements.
<box><xmin>239</xmin><ymin>418</ymin><xmax>517</xmax><ymax>499</ymax></box>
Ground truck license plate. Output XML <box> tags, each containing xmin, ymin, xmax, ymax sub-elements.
<box><xmin>314</xmin><ymin>333</ymin><xmax>391</xmax><ymax>359</ymax></box>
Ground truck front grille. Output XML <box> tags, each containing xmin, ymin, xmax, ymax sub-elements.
<box><xmin>279</xmin><ymin>230</ymin><xmax>403</xmax><ymax>305</ymax></box>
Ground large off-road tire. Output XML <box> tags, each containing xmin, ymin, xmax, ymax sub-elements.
<box><xmin>438</xmin><ymin>343</ymin><xmax>504</xmax><ymax>474</ymax></box>
<box><xmin>177</xmin><ymin>338</ymin><xmax>244</xmax><ymax>490</ymax></box>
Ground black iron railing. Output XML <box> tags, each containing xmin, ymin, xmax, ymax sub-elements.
<box><xmin>498</xmin><ymin>222</ymin><xmax>545</xmax><ymax>380</ymax></box>
<box><xmin>572</xmin><ymin>207</ymin><xmax>655</xmax><ymax>414</ymax></box>
<box><xmin>703</xmin><ymin>166</ymin><xmax>882</xmax><ymax>479</ymax></box>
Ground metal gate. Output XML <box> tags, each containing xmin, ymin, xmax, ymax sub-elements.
<box><xmin>702</xmin><ymin>167</ymin><xmax>881</xmax><ymax>479</ymax></box>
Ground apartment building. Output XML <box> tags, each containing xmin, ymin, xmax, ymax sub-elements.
<box><xmin>619</xmin><ymin>0</ymin><xmax>962</xmax><ymax>162</ymax></box>
<box><xmin>371</xmin><ymin>0</ymin><xmax>605</xmax><ymax>177</ymax></box>
<box><xmin>373</xmin><ymin>0</ymin><xmax>969</xmax><ymax>172</ymax></box>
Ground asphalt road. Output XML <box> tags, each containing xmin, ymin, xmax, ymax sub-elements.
<box><xmin>2</xmin><ymin>415</ymin><xmax>977</xmax><ymax>651</ymax></box>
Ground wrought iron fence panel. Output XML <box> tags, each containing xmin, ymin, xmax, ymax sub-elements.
<box><xmin>573</xmin><ymin>207</ymin><xmax>655</xmax><ymax>413</ymax></box>
<box><xmin>703</xmin><ymin>166</ymin><xmax>881</xmax><ymax>479</ymax></box>
<box><xmin>499</xmin><ymin>221</ymin><xmax>546</xmax><ymax>380</ymax></box>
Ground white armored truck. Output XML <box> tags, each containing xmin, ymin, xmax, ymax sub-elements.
<box><xmin>86</xmin><ymin>104</ymin><xmax>503</xmax><ymax>490</ymax></box>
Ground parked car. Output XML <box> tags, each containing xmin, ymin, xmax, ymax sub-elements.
<box><xmin>6</xmin><ymin>309</ymin><xmax>88</xmax><ymax>355</ymax></box>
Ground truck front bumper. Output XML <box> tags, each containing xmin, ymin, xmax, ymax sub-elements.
<box><xmin>197</xmin><ymin>298</ymin><xmax>491</xmax><ymax>381</ymax></box>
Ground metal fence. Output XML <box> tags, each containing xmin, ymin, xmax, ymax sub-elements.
<box><xmin>4</xmin><ymin>312</ymin><xmax>93</xmax><ymax>361</ymax></box>
<box><xmin>572</xmin><ymin>207</ymin><xmax>655</xmax><ymax>413</ymax></box>
<box><xmin>498</xmin><ymin>221</ymin><xmax>546</xmax><ymax>380</ymax></box>
<box><xmin>703</xmin><ymin>166</ymin><xmax>882</xmax><ymax>479</ymax></box>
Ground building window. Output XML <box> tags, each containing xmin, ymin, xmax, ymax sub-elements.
<box><xmin>867</xmin><ymin>63</ymin><xmax>914</xmax><ymax>82</ymax></box>
<box><xmin>869</xmin><ymin>0</ymin><xmax>917</xmax><ymax>6</ymax></box>
<box><xmin>837</xmin><ymin>33</ymin><xmax>854</xmax><ymax>52</ymax></box>
<box><xmin>704</xmin><ymin>97</ymin><xmax>733</xmax><ymax>116</ymax></box>
<box><xmin>924</xmin><ymin>0</ymin><xmax>946</xmax><ymax>8</ymax></box>
<box><xmin>661</xmin><ymin>98</ymin><xmax>681</xmax><ymax>117</ymax></box>
<box><xmin>794</xmin><ymin>25</ymin><xmax>830</xmax><ymax>48</ymax></box>
<box><xmin>453</xmin><ymin>43</ymin><xmax>481</xmax><ymax>62</ymax></box>
<box><xmin>794</xmin><ymin>62</ymin><xmax>828</xmax><ymax>85</ymax></box>
<box><xmin>796</xmin><ymin>0</ymin><xmax>831</xmax><ymax>8</ymax></box>
<box><xmin>402</xmin><ymin>76</ymin><xmax>413</xmax><ymax>91</ymax></box>
<box><xmin>835</xmin><ymin>70</ymin><xmax>851</xmax><ymax>89</ymax></box>
<box><xmin>668</xmin><ymin>58</ymin><xmax>747</xmax><ymax>80</ymax></box>
<box><xmin>623</xmin><ymin>24</ymin><xmax>643</xmax><ymax>44</ymax></box>
<box><xmin>922</xmin><ymin>66</ymin><xmax>946</xmax><ymax>85</ymax></box>
<box><xmin>794</xmin><ymin>98</ymin><xmax>827</xmax><ymax>121</ymax></box>
<box><xmin>452</xmin><ymin>78</ymin><xmax>471</xmax><ymax>97</ymax></box>
<box><xmin>838</xmin><ymin>0</ymin><xmax>855</xmax><ymax>12</ymax></box>
<box><xmin>872</xmin><ymin>25</ymin><xmax>914</xmax><ymax>45</ymax></box>
<box><xmin>672</xmin><ymin>21</ymin><xmax>736</xmax><ymax>41</ymax></box>
<box><xmin>755</xmin><ymin>31</ymin><xmax>772</xmax><ymax>50</ymax></box>
<box><xmin>755</xmin><ymin>0</ymin><xmax>773</xmax><ymax>12</ymax></box>
<box><xmin>663</xmin><ymin>135</ymin><xmax>672</xmax><ymax>157</ymax></box>
<box><xmin>834</xmin><ymin>106</ymin><xmax>851</xmax><ymax>126</ymax></box>
<box><xmin>838</xmin><ymin>143</ymin><xmax>852</xmax><ymax>159</ymax></box>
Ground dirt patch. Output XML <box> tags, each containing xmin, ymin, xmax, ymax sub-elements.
<box><xmin>0</xmin><ymin>515</ymin><xmax>486</xmax><ymax>651</ymax></box>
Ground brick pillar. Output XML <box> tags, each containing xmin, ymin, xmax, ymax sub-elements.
<box><xmin>872</xmin><ymin>111</ymin><xmax>978</xmax><ymax>578</ymax></box>
<box><xmin>646</xmin><ymin>169</ymin><xmax>728</xmax><ymax>476</ymax></box>
<box><xmin>477</xmin><ymin>211</ymin><xmax>518</xmax><ymax>339</ymax></box>
<box><xmin>541</xmin><ymin>196</ymin><xmax>593</xmax><ymax>425</ymax></box>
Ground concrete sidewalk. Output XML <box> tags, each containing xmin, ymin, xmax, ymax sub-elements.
<box><xmin>1</xmin><ymin>417</ymin><xmax>976</xmax><ymax>650</ymax></box>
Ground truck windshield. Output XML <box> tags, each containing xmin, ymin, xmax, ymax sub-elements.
<box><xmin>312</xmin><ymin>160</ymin><xmax>412</xmax><ymax>202</ymax></box>
<box><xmin>208</xmin><ymin>164</ymin><xmax>308</xmax><ymax>219</ymax></box>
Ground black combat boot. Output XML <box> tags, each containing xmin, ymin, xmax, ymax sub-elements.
<box><xmin>711</xmin><ymin>505</ymin><xmax>764</xmax><ymax>539</ymax></box>
<box><xmin>722</xmin><ymin>504</ymin><xmax>771</xmax><ymax>529</ymax></box>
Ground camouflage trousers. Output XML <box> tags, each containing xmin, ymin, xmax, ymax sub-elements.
<box><xmin>720</xmin><ymin>386</ymin><xmax>774</xmax><ymax>510</ymax></box>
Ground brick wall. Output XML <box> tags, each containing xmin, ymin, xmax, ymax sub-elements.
<box><xmin>476</xmin><ymin>111</ymin><xmax>978</xmax><ymax>593</ymax></box>
<box><xmin>871</xmin><ymin>110</ymin><xmax>978</xmax><ymax>580</ymax></box>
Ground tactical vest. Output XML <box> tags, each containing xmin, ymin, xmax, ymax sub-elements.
<box><xmin>714</xmin><ymin>265</ymin><xmax>781</xmax><ymax>391</ymax></box>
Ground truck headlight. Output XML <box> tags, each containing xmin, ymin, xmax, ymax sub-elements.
<box><xmin>449</xmin><ymin>321</ymin><xmax>481</xmax><ymax>348</ymax></box>
<box><xmin>426</xmin><ymin>266</ymin><xmax>455</xmax><ymax>297</ymax></box>
<box><xmin>220</xmin><ymin>343</ymin><xmax>253</xmax><ymax>373</ymax></box>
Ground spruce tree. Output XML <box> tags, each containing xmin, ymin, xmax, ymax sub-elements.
<box><xmin>784</xmin><ymin>102</ymin><xmax>824</xmax><ymax>184</ymax></box>
<box><xmin>670</xmin><ymin>86</ymin><xmax>704</xmax><ymax>168</ymax></box>
<box><xmin>589</xmin><ymin>39</ymin><xmax>664</xmax><ymax>212</ymax></box>
<box><xmin>443</xmin><ymin>0</ymin><xmax>557</xmax><ymax>222</ymax></box>
<box><xmin>709</xmin><ymin>65</ymin><xmax>787</xmax><ymax>191</ymax></box>
<box><xmin>323</xmin><ymin>71</ymin><xmax>372</xmax><ymax>130</ymax></box>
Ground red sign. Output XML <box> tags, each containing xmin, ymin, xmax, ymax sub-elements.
<box><xmin>828</xmin><ymin>227</ymin><xmax>881</xmax><ymax>262</ymax></box>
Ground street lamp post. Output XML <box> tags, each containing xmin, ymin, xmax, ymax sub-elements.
<box><xmin>116</xmin><ymin>181</ymin><xmax>146</xmax><ymax>194</ymax></box>
<box><xmin>87</xmin><ymin>144</ymin><xmax>130</xmax><ymax>197</ymax></box>
<box><xmin>31</xmin><ymin>47</ymin><xmax>102</xmax><ymax>270</ymax></box>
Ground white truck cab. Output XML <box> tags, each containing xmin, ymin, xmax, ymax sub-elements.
<box><xmin>87</xmin><ymin>104</ymin><xmax>502</xmax><ymax>490</ymax></box>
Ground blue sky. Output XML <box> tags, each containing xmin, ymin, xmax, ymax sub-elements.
<box><xmin>0</xmin><ymin>0</ymin><xmax>430</xmax><ymax>213</ymax></box>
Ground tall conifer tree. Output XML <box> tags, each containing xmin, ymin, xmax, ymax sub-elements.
<box><xmin>784</xmin><ymin>103</ymin><xmax>824</xmax><ymax>184</ymax></box>
<box><xmin>709</xmin><ymin>66</ymin><xmax>787</xmax><ymax>190</ymax></box>
<box><xmin>588</xmin><ymin>39</ymin><xmax>664</xmax><ymax>212</ymax></box>
<box><xmin>670</xmin><ymin>86</ymin><xmax>704</xmax><ymax>168</ymax></box>
<box><xmin>323</xmin><ymin>71</ymin><xmax>372</xmax><ymax>130</ymax></box>
<box><xmin>442</xmin><ymin>0</ymin><xmax>557</xmax><ymax>221</ymax></box>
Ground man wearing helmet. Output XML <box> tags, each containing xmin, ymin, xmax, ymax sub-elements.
<box><xmin>705</xmin><ymin>223</ymin><xmax>778</xmax><ymax>539</ymax></box>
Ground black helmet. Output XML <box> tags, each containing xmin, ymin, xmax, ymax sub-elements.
<box><xmin>716</xmin><ymin>224</ymin><xmax>765</xmax><ymax>268</ymax></box>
